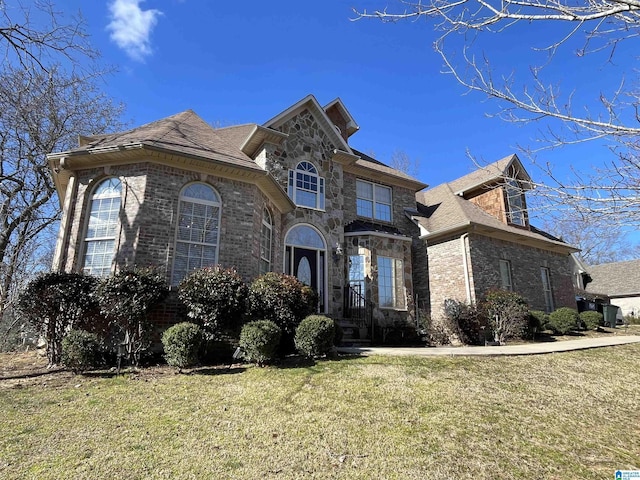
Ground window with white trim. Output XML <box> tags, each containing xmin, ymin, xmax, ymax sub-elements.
<box><xmin>172</xmin><ymin>183</ymin><xmax>221</xmax><ymax>285</ymax></box>
<box><xmin>506</xmin><ymin>179</ymin><xmax>526</xmax><ymax>226</ymax></box>
<box><xmin>288</xmin><ymin>161</ymin><xmax>325</xmax><ymax>209</ymax></box>
<box><xmin>82</xmin><ymin>178</ymin><xmax>121</xmax><ymax>277</ymax></box>
<box><xmin>260</xmin><ymin>208</ymin><xmax>272</xmax><ymax>275</ymax></box>
<box><xmin>541</xmin><ymin>267</ymin><xmax>554</xmax><ymax>313</ymax></box>
<box><xmin>377</xmin><ymin>256</ymin><xmax>406</xmax><ymax>309</ymax></box>
<box><xmin>499</xmin><ymin>259</ymin><xmax>513</xmax><ymax>291</ymax></box>
<box><xmin>356</xmin><ymin>180</ymin><xmax>392</xmax><ymax>222</ymax></box>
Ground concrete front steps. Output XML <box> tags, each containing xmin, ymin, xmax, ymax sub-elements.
<box><xmin>336</xmin><ymin>320</ymin><xmax>371</xmax><ymax>346</ymax></box>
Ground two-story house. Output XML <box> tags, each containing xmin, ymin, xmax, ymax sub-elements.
<box><xmin>47</xmin><ymin>94</ymin><xmax>577</xmax><ymax>341</ymax></box>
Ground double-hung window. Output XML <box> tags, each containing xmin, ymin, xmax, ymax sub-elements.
<box><xmin>356</xmin><ymin>180</ymin><xmax>392</xmax><ymax>222</ymax></box>
<box><xmin>541</xmin><ymin>267</ymin><xmax>554</xmax><ymax>313</ymax></box>
<box><xmin>82</xmin><ymin>178</ymin><xmax>121</xmax><ymax>277</ymax></box>
<box><xmin>260</xmin><ymin>208</ymin><xmax>272</xmax><ymax>274</ymax></box>
<box><xmin>377</xmin><ymin>256</ymin><xmax>406</xmax><ymax>309</ymax></box>
<box><xmin>506</xmin><ymin>179</ymin><xmax>526</xmax><ymax>226</ymax></box>
<box><xmin>288</xmin><ymin>161</ymin><xmax>325</xmax><ymax>210</ymax></box>
<box><xmin>172</xmin><ymin>183</ymin><xmax>221</xmax><ymax>285</ymax></box>
<box><xmin>499</xmin><ymin>259</ymin><xmax>513</xmax><ymax>291</ymax></box>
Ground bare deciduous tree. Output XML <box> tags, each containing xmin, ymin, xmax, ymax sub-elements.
<box><xmin>0</xmin><ymin>2</ymin><xmax>125</xmax><ymax>323</ymax></box>
<box><xmin>353</xmin><ymin>0</ymin><xmax>640</xmax><ymax>228</ymax></box>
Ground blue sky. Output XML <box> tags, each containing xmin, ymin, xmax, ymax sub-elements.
<box><xmin>60</xmin><ymin>1</ymin><xmax>635</xmax><ymax>235</ymax></box>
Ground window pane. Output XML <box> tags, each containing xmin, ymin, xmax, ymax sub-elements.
<box><xmin>375</xmin><ymin>185</ymin><xmax>392</xmax><ymax>204</ymax></box>
<box><xmin>356</xmin><ymin>180</ymin><xmax>373</xmax><ymax>200</ymax></box>
<box><xmin>375</xmin><ymin>204</ymin><xmax>391</xmax><ymax>222</ymax></box>
<box><xmin>378</xmin><ymin>256</ymin><xmax>393</xmax><ymax>308</ymax></box>
<box><xmin>83</xmin><ymin>178</ymin><xmax>121</xmax><ymax>276</ymax></box>
<box><xmin>357</xmin><ymin>199</ymin><xmax>373</xmax><ymax>218</ymax></box>
<box><xmin>500</xmin><ymin>260</ymin><xmax>512</xmax><ymax>290</ymax></box>
<box><xmin>285</xmin><ymin>225</ymin><xmax>325</xmax><ymax>249</ymax></box>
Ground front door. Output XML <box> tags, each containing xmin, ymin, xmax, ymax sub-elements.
<box><xmin>293</xmin><ymin>248</ymin><xmax>318</xmax><ymax>291</ymax></box>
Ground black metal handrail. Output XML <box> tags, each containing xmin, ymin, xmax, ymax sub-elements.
<box><xmin>343</xmin><ymin>284</ymin><xmax>374</xmax><ymax>336</ymax></box>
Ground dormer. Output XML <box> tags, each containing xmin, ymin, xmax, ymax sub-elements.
<box><xmin>323</xmin><ymin>98</ymin><xmax>359</xmax><ymax>144</ymax></box>
<box><xmin>450</xmin><ymin>154</ymin><xmax>533</xmax><ymax>229</ymax></box>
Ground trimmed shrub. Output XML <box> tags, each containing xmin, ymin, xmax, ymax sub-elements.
<box><xmin>61</xmin><ymin>329</ymin><xmax>101</xmax><ymax>373</ymax></box>
<box><xmin>15</xmin><ymin>272</ymin><xmax>99</xmax><ymax>366</ymax></box>
<box><xmin>178</xmin><ymin>266</ymin><xmax>248</xmax><ymax>335</ymax></box>
<box><xmin>295</xmin><ymin>315</ymin><xmax>336</xmax><ymax>358</ymax></box>
<box><xmin>443</xmin><ymin>299</ymin><xmax>488</xmax><ymax>345</ymax></box>
<box><xmin>162</xmin><ymin>322</ymin><xmax>204</xmax><ymax>369</ymax></box>
<box><xmin>247</xmin><ymin>273</ymin><xmax>318</xmax><ymax>337</ymax></box>
<box><xmin>97</xmin><ymin>268</ymin><xmax>168</xmax><ymax>366</ymax></box>
<box><xmin>548</xmin><ymin>307</ymin><xmax>580</xmax><ymax>334</ymax></box>
<box><xmin>239</xmin><ymin>320</ymin><xmax>281</xmax><ymax>365</ymax></box>
<box><xmin>482</xmin><ymin>290</ymin><xmax>530</xmax><ymax>343</ymax></box>
<box><xmin>529</xmin><ymin>310</ymin><xmax>549</xmax><ymax>332</ymax></box>
<box><xmin>580</xmin><ymin>311</ymin><xmax>603</xmax><ymax>330</ymax></box>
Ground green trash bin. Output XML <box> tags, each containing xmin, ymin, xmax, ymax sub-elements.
<box><xmin>603</xmin><ymin>305</ymin><xmax>619</xmax><ymax>328</ymax></box>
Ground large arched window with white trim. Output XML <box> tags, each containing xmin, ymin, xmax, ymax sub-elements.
<box><xmin>288</xmin><ymin>161</ymin><xmax>325</xmax><ymax>210</ymax></box>
<box><xmin>172</xmin><ymin>183</ymin><xmax>221</xmax><ymax>285</ymax></box>
<box><xmin>82</xmin><ymin>177</ymin><xmax>121</xmax><ymax>277</ymax></box>
<box><xmin>260</xmin><ymin>208</ymin><xmax>272</xmax><ymax>274</ymax></box>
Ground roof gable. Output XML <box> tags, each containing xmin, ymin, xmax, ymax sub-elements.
<box><xmin>449</xmin><ymin>154</ymin><xmax>532</xmax><ymax>197</ymax></box>
<box><xmin>262</xmin><ymin>94</ymin><xmax>352</xmax><ymax>154</ymax></box>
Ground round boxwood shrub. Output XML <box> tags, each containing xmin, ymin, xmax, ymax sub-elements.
<box><xmin>61</xmin><ymin>329</ymin><xmax>101</xmax><ymax>374</ymax></box>
<box><xmin>294</xmin><ymin>315</ymin><xmax>336</xmax><ymax>358</ymax></box>
<box><xmin>529</xmin><ymin>310</ymin><xmax>549</xmax><ymax>332</ymax></box>
<box><xmin>548</xmin><ymin>307</ymin><xmax>580</xmax><ymax>334</ymax></box>
<box><xmin>239</xmin><ymin>320</ymin><xmax>281</xmax><ymax>366</ymax></box>
<box><xmin>580</xmin><ymin>310</ymin><xmax>603</xmax><ymax>330</ymax></box>
<box><xmin>162</xmin><ymin>322</ymin><xmax>204</xmax><ymax>369</ymax></box>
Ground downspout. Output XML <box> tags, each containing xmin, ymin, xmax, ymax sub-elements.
<box><xmin>460</xmin><ymin>233</ymin><xmax>472</xmax><ymax>304</ymax></box>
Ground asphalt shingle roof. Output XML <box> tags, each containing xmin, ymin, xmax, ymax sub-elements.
<box><xmin>586</xmin><ymin>259</ymin><xmax>640</xmax><ymax>296</ymax></box>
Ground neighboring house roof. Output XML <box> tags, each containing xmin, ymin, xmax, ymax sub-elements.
<box><xmin>585</xmin><ymin>259</ymin><xmax>640</xmax><ymax>296</ymax></box>
<box><xmin>448</xmin><ymin>154</ymin><xmax>532</xmax><ymax>196</ymax></box>
<box><xmin>412</xmin><ymin>174</ymin><xmax>577</xmax><ymax>254</ymax></box>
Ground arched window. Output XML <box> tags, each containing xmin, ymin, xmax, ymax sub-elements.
<box><xmin>172</xmin><ymin>183</ymin><xmax>221</xmax><ymax>285</ymax></box>
<box><xmin>260</xmin><ymin>208</ymin><xmax>272</xmax><ymax>274</ymax></box>
<box><xmin>82</xmin><ymin>177</ymin><xmax>121</xmax><ymax>277</ymax></box>
<box><xmin>288</xmin><ymin>161</ymin><xmax>325</xmax><ymax>210</ymax></box>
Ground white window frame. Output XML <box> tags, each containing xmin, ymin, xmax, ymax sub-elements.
<box><xmin>499</xmin><ymin>259</ymin><xmax>513</xmax><ymax>291</ymax></box>
<box><xmin>356</xmin><ymin>179</ymin><xmax>392</xmax><ymax>222</ymax></box>
<box><xmin>377</xmin><ymin>256</ymin><xmax>406</xmax><ymax>309</ymax></box>
<box><xmin>288</xmin><ymin>161</ymin><xmax>325</xmax><ymax>210</ymax></box>
<box><xmin>82</xmin><ymin>177</ymin><xmax>122</xmax><ymax>277</ymax></box>
<box><xmin>171</xmin><ymin>183</ymin><xmax>222</xmax><ymax>285</ymax></box>
<box><xmin>541</xmin><ymin>267</ymin><xmax>554</xmax><ymax>313</ymax></box>
<box><xmin>260</xmin><ymin>208</ymin><xmax>272</xmax><ymax>275</ymax></box>
<box><xmin>506</xmin><ymin>179</ymin><xmax>526</xmax><ymax>226</ymax></box>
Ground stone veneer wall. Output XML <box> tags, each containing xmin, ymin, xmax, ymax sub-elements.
<box><xmin>467</xmin><ymin>234</ymin><xmax>575</xmax><ymax>312</ymax></box>
<box><xmin>263</xmin><ymin>109</ymin><xmax>345</xmax><ymax>316</ymax></box>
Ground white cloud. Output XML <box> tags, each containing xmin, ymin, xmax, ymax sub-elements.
<box><xmin>107</xmin><ymin>0</ymin><xmax>163</xmax><ymax>61</ymax></box>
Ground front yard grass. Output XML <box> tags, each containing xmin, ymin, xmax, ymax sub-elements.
<box><xmin>1</xmin><ymin>344</ymin><xmax>639</xmax><ymax>479</ymax></box>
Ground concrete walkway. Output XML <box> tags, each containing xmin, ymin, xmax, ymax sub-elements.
<box><xmin>337</xmin><ymin>335</ymin><xmax>640</xmax><ymax>357</ymax></box>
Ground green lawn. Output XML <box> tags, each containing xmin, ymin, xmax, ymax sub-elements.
<box><xmin>1</xmin><ymin>345</ymin><xmax>639</xmax><ymax>479</ymax></box>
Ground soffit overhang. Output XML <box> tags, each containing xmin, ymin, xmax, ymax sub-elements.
<box><xmin>48</xmin><ymin>144</ymin><xmax>296</xmax><ymax>213</ymax></box>
<box><xmin>419</xmin><ymin>221</ymin><xmax>578</xmax><ymax>255</ymax></box>
<box><xmin>240</xmin><ymin>125</ymin><xmax>289</xmax><ymax>157</ymax></box>
<box><xmin>343</xmin><ymin>161</ymin><xmax>428</xmax><ymax>192</ymax></box>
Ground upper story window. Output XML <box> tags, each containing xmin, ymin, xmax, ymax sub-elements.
<box><xmin>82</xmin><ymin>177</ymin><xmax>121</xmax><ymax>277</ymax></box>
<box><xmin>260</xmin><ymin>208</ymin><xmax>272</xmax><ymax>275</ymax></box>
<box><xmin>506</xmin><ymin>179</ymin><xmax>526</xmax><ymax>226</ymax></box>
<box><xmin>356</xmin><ymin>180</ymin><xmax>392</xmax><ymax>222</ymax></box>
<box><xmin>288</xmin><ymin>161</ymin><xmax>325</xmax><ymax>210</ymax></box>
<box><xmin>172</xmin><ymin>183</ymin><xmax>221</xmax><ymax>285</ymax></box>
